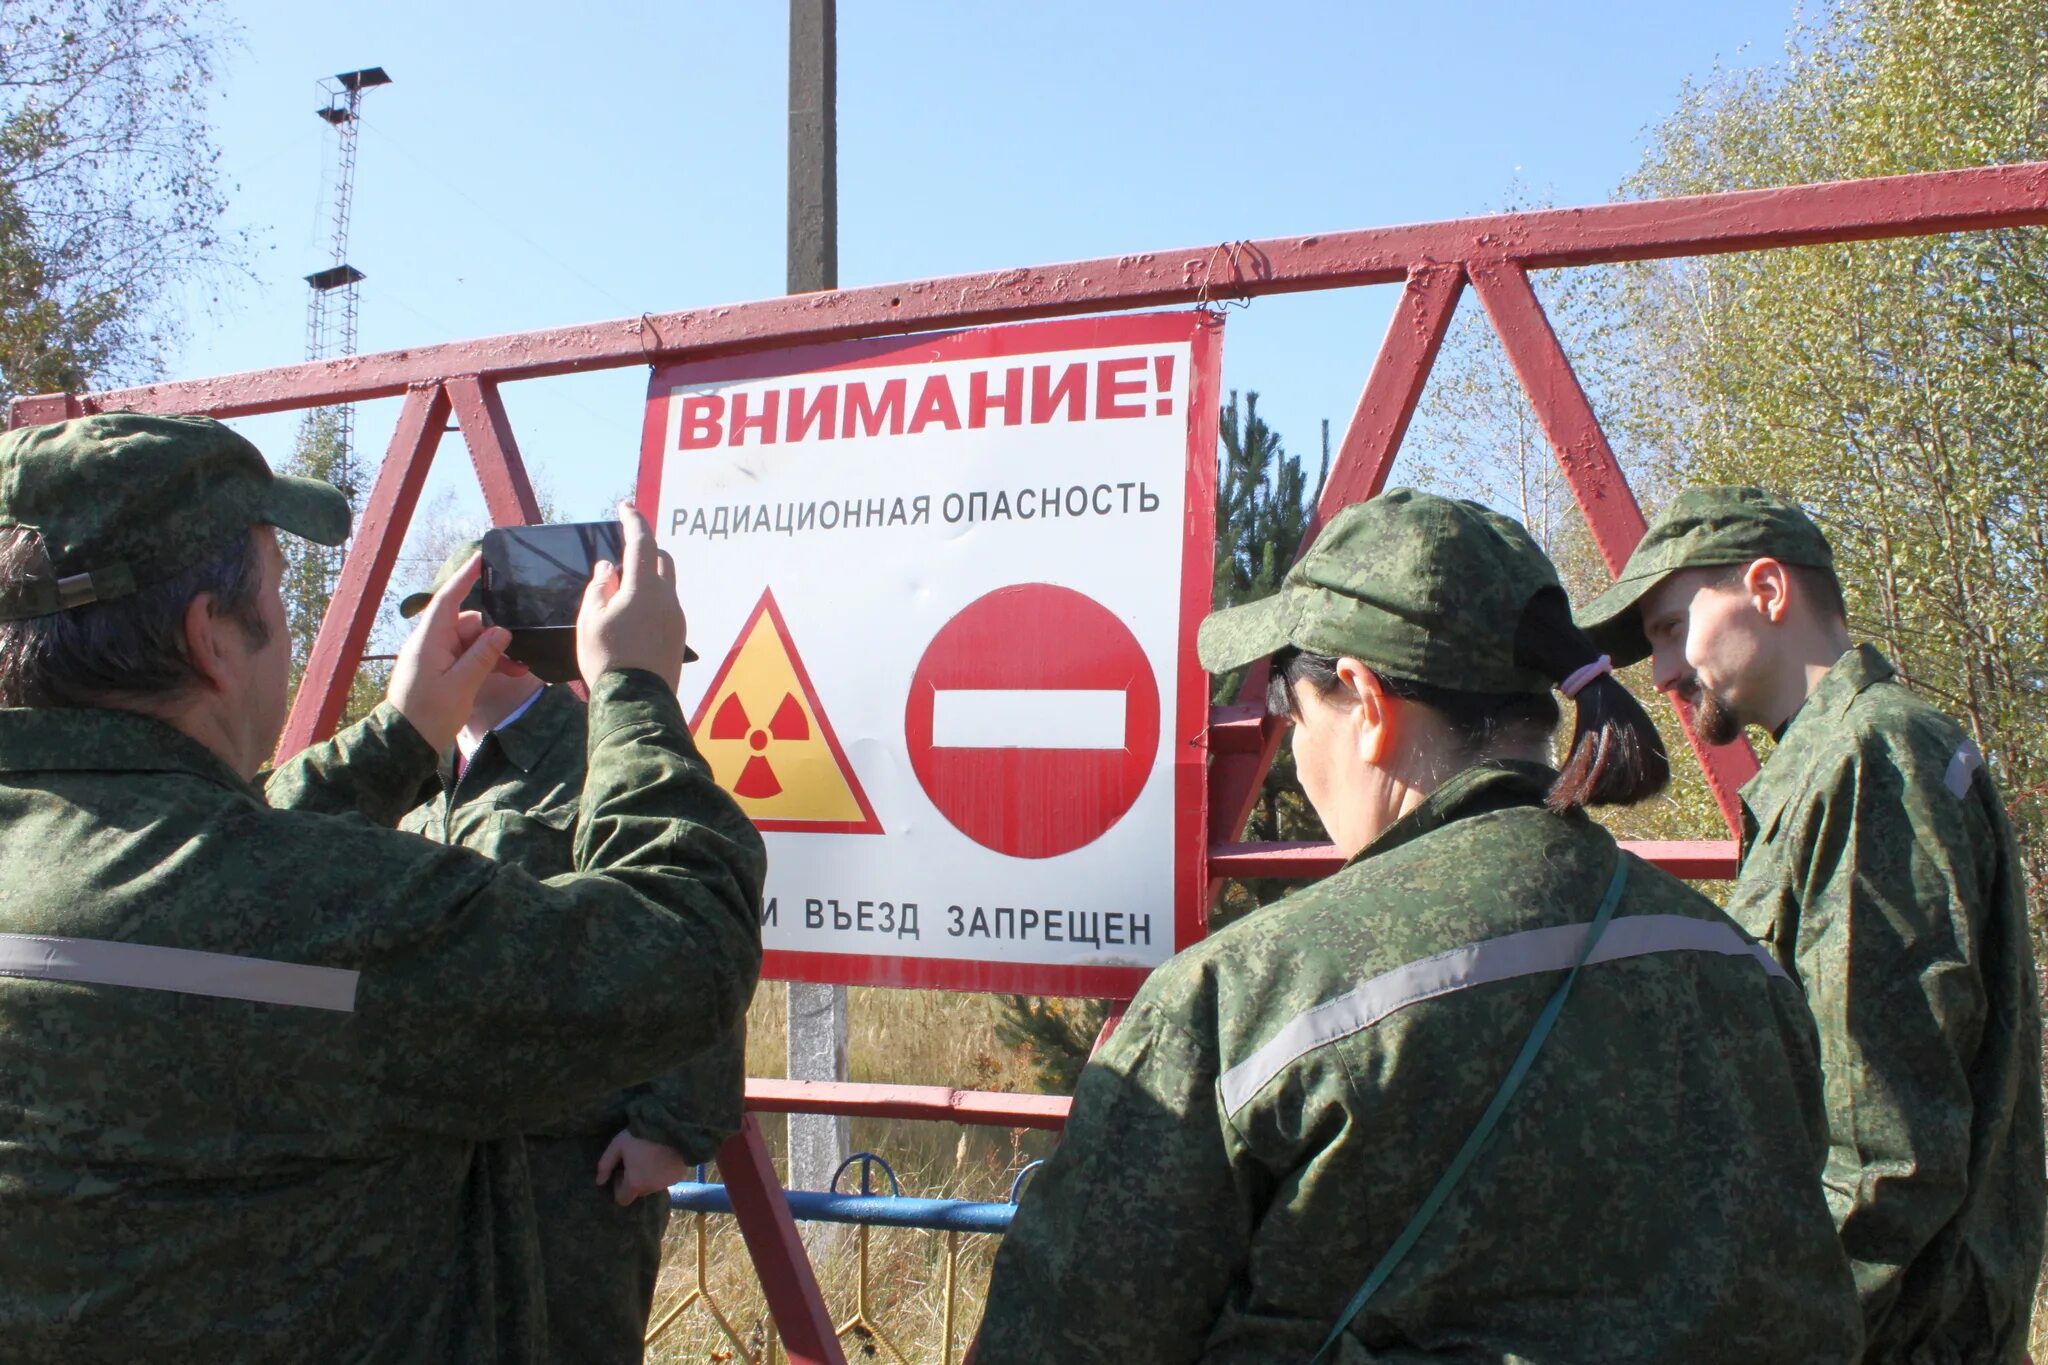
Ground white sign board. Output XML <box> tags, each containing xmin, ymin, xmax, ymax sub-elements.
<box><xmin>638</xmin><ymin>313</ymin><xmax>1218</xmax><ymax>995</ymax></box>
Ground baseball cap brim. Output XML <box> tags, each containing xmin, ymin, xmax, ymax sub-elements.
<box><xmin>397</xmin><ymin>580</ymin><xmax>483</xmax><ymax>621</ymax></box>
<box><xmin>1196</xmin><ymin>593</ymin><xmax>1297</xmax><ymax>674</ymax></box>
<box><xmin>262</xmin><ymin>475</ymin><xmax>351</xmax><ymax>549</ymax></box>
<box><xmin>1574</xmin><ymin>570</ymin><xmax>1668</xmax><ymax>668</ymax></box>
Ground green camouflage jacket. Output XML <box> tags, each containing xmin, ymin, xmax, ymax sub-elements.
<box><xmin>371</xmin><ymin>682</ymin><xmax>744</xmax><ymax>1161</ymax></box>
<box><xmin>979</xmin><ymin>762</ymin><xmax>1862</xmax><ymax>1364</ymax></box>
<box><xmin>0</xmin><ymin>669</ymin><xmax>764</xmax><ymax>1363</ymax></box>
<box><xmin>1729</xmin><ymin>644</ymin><xmax>2045</xmax><ymax>1363</ymax></box>
<box><xmin>367</xmin><ymin>681</ymin><xmax>749</xmax><ymax>1363</ymax></box>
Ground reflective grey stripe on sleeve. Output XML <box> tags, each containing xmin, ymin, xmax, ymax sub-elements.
<box><xmin>1219</xmin><ymin>914</ymin><xmax>1786</xmax><ymax>1116</ymax></box>
<box><xmin>0</xmin><ymin>933</ymin><xmax>358</xmax><ymax>1012</ymax></box>
<box><xmin>1945</xmin><ymin>739</ymin><xmax>1983</xmax><ymax>799</ymax></box>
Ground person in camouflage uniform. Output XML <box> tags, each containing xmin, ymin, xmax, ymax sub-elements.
<box><xmin>1578</xmin><ymin>485</ymin><xmax>2045</xmax><ymax>1363</ymax></box>
<box><xmin>0</xmin><ymin>413</ymin><xmax>764</xmax><ymax>1363</ymax></box>
<box><xmin>300</xmin><ymin>542</ymin><xmax>738</xmax><ymax>1363</ymax></box>
<box><xmin>978</xmin><ymin>489</ymin><xmax>1861</xmax><ymax>1364</ymax></box>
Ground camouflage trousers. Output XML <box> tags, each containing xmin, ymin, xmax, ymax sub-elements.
<box><xmin>529</xmin><ymin>1132</ymin><xmax>671</xmax><ymax>1364</ymax></box>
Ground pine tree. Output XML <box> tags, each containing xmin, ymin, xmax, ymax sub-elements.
<box><xmin>1208</xmin><ymin>391</ymin><xmax>1329</xmax><ymax>926</ymax></box>
<box><xmin>1209</xmin><ymin>393</ymin><xmax>1326</xmax><ymax>703</ymax></box>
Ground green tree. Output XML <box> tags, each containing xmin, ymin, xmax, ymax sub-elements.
<box><xmin>1604</xmin><ymin>0</ymin><xmax>2048</xmax><ymax>923</ymax></box>
<box><xmin>1208</xmin><ymin>390</ymin><xmax>1329</xmax><ymax>918</ymax></box>
<box><xmin>279</xmin><ymin>409</ymin><xmax>382</xmax><ymax>723</ymax></box>
<box><xmin>991</xmin><ymin>995</ymin><xmax>1101</xmax><ymax>1094</ymax></box>
<box><xmin>1209</xmin><ymin>393</ymin><xmax>1326</xmax><ymax>695</ymax></box>
<box><xmin>0</xmin><ymin>0</ymin><xmax>240</xmax><ymax>405</ymax></box>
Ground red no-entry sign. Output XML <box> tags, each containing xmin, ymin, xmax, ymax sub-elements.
<box><xmin>904</xmin><ymin>583</ymin><xmax>1161</xmax><ymax>859</ymax></box>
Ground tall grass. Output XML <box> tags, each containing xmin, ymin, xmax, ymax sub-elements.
<box><xmin>646</xmin><ymin>982</ymin><xmax>1057</xmax><ymax>1363</ymax></box>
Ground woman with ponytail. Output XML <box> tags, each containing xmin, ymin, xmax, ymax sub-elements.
<box><xmin>979</xmin><ymin>490</ymin><xmax>1861</xmax><ymax>1365</ymax></box>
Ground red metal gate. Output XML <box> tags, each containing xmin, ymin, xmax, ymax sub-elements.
<box><xmin>14</xmin><ymin>159</ymin><xmax>2048</xmax><ymax>1363</ymax></box>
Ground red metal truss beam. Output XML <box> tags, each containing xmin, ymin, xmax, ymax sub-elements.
<box><xmin>1467</xmin><ymin>262</ymin><xmax>1644</xmax><ymax>534</ymax></box>
<box><xmin>716</xmin><ymin>1116</ymin><xmax>846</xmax><ymax>1365</ymax></box>
<box><xmin>745</xmin><ymin>1079</ymin><xmax>1070</xmax><ymax>1131</ymax></box>
<box><xmin>8</xmin><ymin>392</ymin><xmax>81</xmax><ymax>427</ymax></box>
<box><xmin>1211</xmin><ymin>838</ymin><xmax>1740</xmax><ymax>881</ymax></box>
<box><xmin>1467</xmin><ymin>262</ymin><xmax>1760</xmax><ymax>831</ymax></box>
<box><xmin>25</xmin><ymin>161</ymin><xmax>2048</xmax><ymax>427</ymax></box>
<box><xmin>1311</xmin><ymin>263</ymin><xmax>1466</xmax><ymax>531</ymax></box>
<box><xmin>273</xmin><ymin>383</ymin><xmax>449</xmax><ymax>762</ymax></box>
<box><xmin>1206</xmin><ymin>264</ymin><xmax>1465</xmax><ymax>852</ymax></box>
<box><xmin>445</xmin><ymin>375</ymin><xmax>543</xmax><ymax>526</ymax></box>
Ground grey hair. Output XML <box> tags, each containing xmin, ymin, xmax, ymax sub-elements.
<box><xmin>0</xmin><ymin>526</ymin><xmax>270</xmax><ymax>708</ymax></box>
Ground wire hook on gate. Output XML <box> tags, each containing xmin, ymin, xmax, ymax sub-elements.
<box><xmin>633</xmin><ymin>311</ymin><xmax>667</xmax><ymax>356</ymax></box>
<box><xmin>1193</xmin><ymin>239</ymin><xmax>1262</xmax><ymax>312</ymax></box>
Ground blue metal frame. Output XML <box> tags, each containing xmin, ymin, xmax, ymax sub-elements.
<box><xmin>669</xmin><ymin>1182</ymin><xmax>1017</xmax><ymax>1235</ymax></box>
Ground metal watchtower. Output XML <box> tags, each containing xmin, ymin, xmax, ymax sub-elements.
<box><xmin>302</xmin><ymin>65</ymin><xmax>390</xmax><ymax>499</ymax></box>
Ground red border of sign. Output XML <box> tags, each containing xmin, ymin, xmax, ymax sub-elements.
<box><xmin>638</xmin><ymin>312</ymin><xmax>1219</xmax><ymax>997</ymax></box>
<box><xmin>685</xmin><ymin>587</ymin><xmax>886</xmax><ymax>835</ymax></box>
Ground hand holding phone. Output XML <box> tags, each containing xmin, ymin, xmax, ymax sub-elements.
<box><xmin>573</xmin><ymin>501</ymin><xmax>688</xmax><ymax>690</ymax></box>
<box><xmin>386</xmin><ymin>551</ymin><xmax>513</xmax><ymax>751</ymax></box>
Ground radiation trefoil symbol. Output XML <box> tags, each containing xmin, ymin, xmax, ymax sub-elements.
<box><xmin>688</xmin><ymin>588</ymin><xmax>882</xmax><ymax>834</ymax></box>
<box><xmin>710</xmin><ymin>690</ymin><xmax>810</xmax><ymax>798</ymax></box>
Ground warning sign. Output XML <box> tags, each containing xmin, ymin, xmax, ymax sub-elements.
<box><xmin>689</xmin><ymin>589</ymin><xmax>881</xmax><ymax>834</ymax></box>
<box><xmin>641</xmin><ymin>313</ymin><xmax>1219</xmax><ymax>997</ymax></box>
<box><xmin>905</xmin><ymin>583</ymin><xmax>1158</xmax><ymax>860</ymax></box>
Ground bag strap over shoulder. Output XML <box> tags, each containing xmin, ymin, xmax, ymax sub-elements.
<box><xmin>1310</xmin><ymin>855</ymin><xmax>1632</xmax><ymax>1363</ymax></box>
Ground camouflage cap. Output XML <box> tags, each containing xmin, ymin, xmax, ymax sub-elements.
<box><xmin>1197</xmin><ymin>487</ymin><xmax>1560</xmax><ymax>695</ymax></box>
<box><xmin>397</xmin><ymin>540</ymin><xmax>483</xmax><ymax>619</ymax></box>
<box><xmin>1574</xmin><ymin>486</ymin><xmax>1834</xmax><ymax>667</ymax></box>
<box><xmin>0</xmin><ymin>412</ymin><xmax>349</xmax><ymax>621</ymax></box>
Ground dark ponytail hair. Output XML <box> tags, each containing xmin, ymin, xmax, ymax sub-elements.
<box><xmin>1511</xmin><ymin>586</ymin><xmax>1668</xmax><ymax>810</ymax></box>
<box><xmin>1265</xmin><ymin>586</ymin><xmax>1668</xmax><ymax>813</ymax></box>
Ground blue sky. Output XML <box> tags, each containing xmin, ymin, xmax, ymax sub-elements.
<box><xmin>175</xmin><ymin>0</ymin><xmax>1798</xmax><ymax>564</ymax></box>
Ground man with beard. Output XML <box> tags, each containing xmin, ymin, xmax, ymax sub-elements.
<box><xmin>1577</xmin><ymin>485</ymin><xmax>2043</xmax><ymax>1364</ymax></box>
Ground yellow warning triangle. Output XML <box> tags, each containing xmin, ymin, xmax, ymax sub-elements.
<box><xmin>688</xmin><ymin>588</ymin><xmax>882</xmax><ymax>834</ymax></box>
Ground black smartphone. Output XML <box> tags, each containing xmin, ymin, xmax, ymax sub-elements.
<box><xmin>479</xmin><ymin>521</ymin><xmax>622</xmax><ymax>630</ymax></box>
<box><xmin>478</xmin><ymin>521</ymin><xmax>623</xmax><ymax>684</ymax></box>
